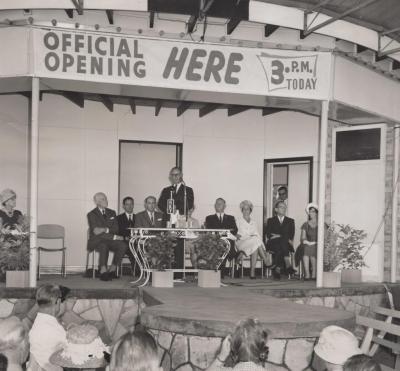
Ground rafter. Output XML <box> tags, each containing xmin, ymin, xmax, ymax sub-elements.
<box><xmin>228</xmin><ymin>106</ymin><xmax>249</xmax><ymax>117</ymax></box>
<box><xmin>262</xmin><ymin>108</ymin><xmax>285</xmax><ymax>116</ymax></box>
<box><xmin>65</xmin><ymin>9</ymin><xmax>74</xmax><ymax>18</ymax></box>
<box><xmin>62</xmin><ymin>91</ymin><xmax>84</xmax><ymax>108</ymax></box>
<box><xmin>149</xmin><ymin>11</ymin><xmax>155</xmax><ymax>28</ymax></box>
<box><xmin>177</xmin><ymin>101</ymin><xmax>191</xmax><ymax>117</ymax></box>
<box><xmin>392</xmin><ymin>60</ymin><xmax>400</xmax><ymax>71</ymax></box>
<box><xmin>199</xmin><ymin>103</ymin><xmax>220</xmax><ymax>118</ymax></box>
<box><xmin>227</xmin><ymin>17</ymin><xmax>241</xmax><ymax>35</ymax></box>
<box><xmin>187</xmin><ymin>14</ymin><xmax>198</xmax><ymax>34</ymax></box>
<box><xmin>129</xmin><ymin>98</ymin><xmax>136</xmax><ymax>114</ymax></box>
<box><xmin>71</xmin><ymin>0</ymin><xmax>83</xmax><ymax>15</ymax></box>
<box><xmin>264</xmin><ymin>24</ymin><xmax>279</xmax><ymax>37</ymax></box>
<box><xmin>155</xmin><ymin>100</ymin><xmax>162</xmax><ymax>116</ymax></box>
<box><xmin>99</xmin><ymin>95</ymin><xmax>113</xmax><ymax>112</ymax></box>
<box><xmin>106</xmin><ymin>10</ymin><xmax>113</xmax><ymax>25</ymax></box>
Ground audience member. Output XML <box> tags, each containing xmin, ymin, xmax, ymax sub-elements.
<box><xmin>29</xmin><ymin>285</ymin><xmax>68</xmax><ymax>371</ymax></box>
<box><xmin>109</xmin><ymin>330</ymin><xmax>161</xmax><ymax>371</ymax></box>
<box><xmin>205</xmin><ymin>198</ymin><xmax>238</xmax><ymax>278</ymax></box>
<box><xmin>299</xmin><ymin>203</ymin><xmax>318</xmax><ymax>280</ymax></box>
<box><xmin>0</xmin><ymin>354</ymin><xmax>8</xmax><ymax>371</ymax></box>
<box><xmin>265</xmin><ymin>201</ymin><xmax>296</xmax><ymax>280</ymax></box>
<box><xmin>0</xmin><ymin>189</ymin><xmax>23</xmax><ymax>230</ymax></box>
<box><xmin>344</xmin><ymin>355</ymin><xmax>381</xmax><ymax>371</ymax></box>
<box><xmin>236</xmin><ymin>200</ymin><xmax>271</xmax><ymax>279</ymax></box>
<box><xmin>0</xmin><ymin>316</ymin><xmax>29</xmax><ymax>371</ymax></box>
<box><xmin>87</xmin><ymin>192</ymin><xmax>127</xmax><ymax>281</ymax></box>
<box><xmin>276</xmin><ymin>186</ymin><xmax>288</xmax><ymax>206</ymax></box>
<box><xmin>117</xmin><ymin>196</ymin><xmax>136</xmax><ymax>270</ymax></box>
<box><xmin>314</xmin><ymin>325</ymin><xmax>362</xmax><ymax>371</ymax></box>
<box><xmin>208</xmin><ymin>318</ymin><xmax>269</xmax><ymax>370</ymax></box>
<box><xmin>134</xmin><ymin>196</ymin><xmax>165</xmax><ymax>228</ymax></box>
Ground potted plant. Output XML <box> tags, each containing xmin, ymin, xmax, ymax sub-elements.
<box><xmin>144</xmin><ymin>234</ymin><xmax>176</xmax><ymax>288</ymax></box>
<box><xmin>323</xmin><ymin>223</ymin><xmax>343</xmax><ymax>288</ymax></box>
<box><xmin>0</xmin><ymin>216</ymin><xmax>30</xmax><ymax>287</ymax></box>
<box><xmin>337</xmin><ymin>224</ymin><xmax>367</xmax><ymax>284</ymax></box>
<box><xmin>193</xmin><ymin>233</ymin><xmax>228</xmax><ymax>288</ymax></box>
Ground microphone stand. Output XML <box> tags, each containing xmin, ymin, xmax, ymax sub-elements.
<box><xmin>182</xmin><ymin>180</ymin><xmax>187</xmax><ymax>227</ymax></box>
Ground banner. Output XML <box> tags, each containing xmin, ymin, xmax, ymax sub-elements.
<box><xmin>32</xmin><ymin>28</ymin><xmax>332</xmax><ymax>100</ymax></box>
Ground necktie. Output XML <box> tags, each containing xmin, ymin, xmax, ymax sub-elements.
<box><xmin>102</xmin><ymin>210</ymin><xmax>106</xmax><ymax>219</ymax></box>
<box><xmin>150</xmin><ymin>213</ymin><xmax>154</xmax><ymax>225</ymax></box>
<box><xmin>128</xmin><ymin>214</ymin><xmax>131</xmax><ymax>221</ymax></box>
<box><xmin>219</xmin><ymin>214</ymin><xmax>223</xmax><ymax>223</ymax></box>
<box><xmin>173</xmin><ymin>184</ymin><xmax>177</xmax><ymax>194</ymax></box>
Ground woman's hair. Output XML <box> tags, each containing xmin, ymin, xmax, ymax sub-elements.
<box><xmin>110</xmin><ymin>330</ymin><xmax>159</xmax><ymax>371</ymax></box>
<box><xmin>343</xmin><ymin>355</ymin><xmax>381</xmax><ymax>371</ymax></box>
<box><xmin>308</xmin><ymin>207</ymin><xmax>318</xmax><ymax>220</ymax></box>
<box><xmin>225</xmin><ymin>318</ymin><xmax>269</xmax><ymax>367</ymax></box>
<box><xmin>240</xmin><ymin>200</ymin><xmax>253</xmax><ymax>212</ymax></box>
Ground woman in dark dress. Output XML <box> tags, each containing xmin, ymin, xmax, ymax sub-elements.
<box><xmin>301</xmin><ymin>203</ymin><xmax>318</xmax><ymax>280</ymax></box>
<box><xmin>0</xmin><ymin>189</ymin><xmax>23</xmax><ymax>230</ymax></box>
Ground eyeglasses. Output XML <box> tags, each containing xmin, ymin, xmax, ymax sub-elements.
<box><xmin>171</xmin><ymin>173</ymin><xmax>180</xmax><ymax>177</ymax></box>
<box><xmin>278</xmin><ymin>192</ymin><xmax>286</xmax><ymax>196</ymax></box>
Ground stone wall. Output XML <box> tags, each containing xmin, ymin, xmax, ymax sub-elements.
<box><xmin>147</xmin><ymin>328</ymin><xmax>317</xmax><ymax>371</ymax></box>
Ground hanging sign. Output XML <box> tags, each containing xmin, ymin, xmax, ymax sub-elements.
<box><xmin>32</xmin><ymin>28</ymin><xmax>332</xmax><ymax>100</ymax></box>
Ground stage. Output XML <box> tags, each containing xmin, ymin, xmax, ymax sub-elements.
<box><xmin>0</xmin><ymin>274</ymin><xmax>395</xmax><ymax>370</ymax></box>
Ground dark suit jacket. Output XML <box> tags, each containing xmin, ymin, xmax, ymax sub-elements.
<box><xmin>265</xmin><ymin>216</ymin><xmax>295</xmax><ymax>254</ymax></box>
<box><xmin>158</xmin><ymin>184</ymin><xmax>194</xmax><ymax>215</ymax></box>
<box><xmin>87</xmin><ymin>207</ymin><xmax>120</xmax><ymax>251</ymax></box>
<box><xmin>117</xmin><ymin>213</ymin><xmax>135</xmax><ymax>239</ymax></box>
<box><xmin>204</xmin><ymin>214</ymin><xmax>238</xmax><ymax>235</ymax></box>
<box><xmin>134</xmin><ymin>210</ymin><xmax>165</xmax><ymax>228</ymax></box>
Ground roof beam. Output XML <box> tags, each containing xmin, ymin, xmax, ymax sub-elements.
<box><xmin>62</xmin><ymin>91</ymin><xmax>84</xmax><ymax>108</ymax></box>
<box><xmin>228</xmin><ymin>106</ymin><xmax>249</xmax><ymax>117</ymax></box>
<box><xmin>264</xmin><ymin>24</ymin><xmax>279</xmax><ymax>37</ymax></box>
<box><xmin>177</xmin><ymin>101</ymin><xmax>191</xmax><ymax>117</ymax></box>
<box><xmin>149</xmin><ymin>11</ymin><xmax>155</xmax><ymax>28</ymax></box>
<box><xmin>227</xmin><ymin>17</ymin><xmax>241</xmax><ymax>35</ymax></box>
<box><xmin>199</xmin><ymin>103</ymin><xmax>220</xmax><ymax>118</ymax></box>
<box><xmin>71</xmin><ymin>0</ymin><xmax>83</xmax><ymax>15</ymax></box>
<box><xmin>187</xmin><ymin>14</ymin><xmax>198</xmax><ymax>34</ymax></box>
<box><xmin>356</xmin><ymin>44</ymin><xmax>369</xmax><ymax>54</ymax></box>
<box><xmin>262</xmin><ymin>108</ymin><xmax>285</xmax><ymax>116</ymax></box>
<box><xmin>302</xmin><ymin>0</ymin><xmax>377</xmax><ymax>38</ymax></box>
<box><xmin>129</xmin><ymin>99</ymin><xmax>136</xmax><ymax>114</ymax></box>
<box><xmin>155</xmin><ymin>100</ymin><xmax>162</xmax><ymax>116</ymax></box>
<box><xmin>99</xmin><ymin>95</ymin><xmax>113</xmax><ymax>112</ymax></box>
<box><xmin>106</xmin><ymin>9</ymin><xmax>113</xmax><ymax>25</ymax></box>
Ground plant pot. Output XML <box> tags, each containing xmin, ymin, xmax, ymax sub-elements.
<box><xmin>341</xmin><ymin>269</ymin><xmax>362</xmax><ymax>284</ymax></box>
<box><xmin>152</xmin><ymin>271</ymin><xmax>173</xmax><ymax>288</ymax></box>
<box><xmin>198</xmin><ymin>270</ymin><xmax>220</xmax><ymax>288</ymax></box>
<box><xmin>322</xmin><ymin>271</ymin><xmax>341</xmax><ymax>288</ymax></box>
<box><xmin>6</xmin><ymin>270</ymin><xmax>29</xmax><ymax>288</ymax></box>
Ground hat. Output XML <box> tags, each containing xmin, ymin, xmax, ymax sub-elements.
<box><xmin>314</xmin><ymin>326</ymin><xmax>362</xmax><ymax>365</ymax></box>
<box><xmin>306</xmin><ymin>202</ymin><xmax>318</xmax><ymax>214</ymax></box>
<box><xmin>0</xmin><ymin>189</ymin><xmax>16</xmax><ymax>205</ymax></box>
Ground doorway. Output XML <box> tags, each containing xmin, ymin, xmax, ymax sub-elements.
<box><xmin>264</xmin><ymin>157</ymin><xmax>313</xmax><ymax>249</ymax></box>
<box><xmin>118</xmin><ymin>141</ymin><xmax>182</xmax><ymax>214</ymax></box>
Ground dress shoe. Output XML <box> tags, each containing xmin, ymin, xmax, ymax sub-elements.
<box><xmin>100</xmin><ymin>272</ymin><xmax>112</xmax><ymax>281</ymax></box>
<box><xmin>250</xmin><ymin>276</ymin><xmax>257</xmax><ymax>280</ymax></box>
<box><xmin>272</xmin><ymin>270</ymin><xmax>281</xmax><ymax>280</ymax></box>
<box><xmin>109</xmin><ymin>270</ymin><xmax>119</xmax><ymax>279</ymax></box>
<box><xmin>286</xmin><ymin>267</ymin><xmax>297</xmax><ymax>275</ymax></box>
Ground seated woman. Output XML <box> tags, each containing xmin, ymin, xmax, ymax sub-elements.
<box><xmin>207</xmin><ymin>318</ymin><xmax>269</xmax><ymax>370</ymax></box>
<box><xmin>236</xmin><ymin>200</ymin><xmax>271</xmax><ymax>279</ymax></box>
<box><xmin>109</xmin><ymin>330</ymin><xmax>161</xmax><ymax>371</ymax></box>
<box><xmin>301</xmin><ymin>203</ymin><xmax>318</xmax><ymax>280</ymax></box>
<box><xmin>0</xmin><ymin>189</ymin><xmax>23</xmax><ymax>230</ymax></box>
<box><xmin>186</xmin><ymin>206</ymin><xmax>200</xmax><ymax>269</ymax></box>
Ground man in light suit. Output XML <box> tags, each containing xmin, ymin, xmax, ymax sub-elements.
<box><xmin>134</xmin><ymin>196</ymin><xmax>165</xmax><ymax>228</ymax></box>
<box><xmin>87</xmin><ymin>192</ymin><xmax>126</xmax><ymax>281</ymax></box>
<box><xmin>265</xmin><ymin>201</ymin><xmax>296</xmax><ymax>280</ymax></box>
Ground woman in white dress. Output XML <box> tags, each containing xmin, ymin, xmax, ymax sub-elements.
<box><xmin>236</xmin><ymin>200</ymin><xmax>271</xmax><ymax>279</ymax></box>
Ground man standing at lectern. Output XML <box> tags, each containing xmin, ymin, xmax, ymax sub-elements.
<box><xmin>158</xmin><ymin>167</ymin><xmax>194</xmax><ymax>279</ymax></box>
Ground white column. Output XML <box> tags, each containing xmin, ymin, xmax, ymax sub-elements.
<box><xmin>316</xmin><ymin>100</ymin><xmax>329</xmax><ymax>288</ymax></box>
<box><xmin>391</xmin><ymin>126</ymin><xmax>400</xmax><ymax>283</ymax></box>
<box><xmin>29</xmin><ymin>77</ymin><xmax>40</xmax><ymax>288</ymax></box>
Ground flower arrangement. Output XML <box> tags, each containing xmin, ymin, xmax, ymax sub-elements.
<box><xmin>0</xmin><ymin>215</ymin><xmax>30</xmax><ymax>281</ymax></box>
<box><xmin>324</xmin><ymin>222</ymin><xmax>367</xmax><ymax>272</ymax></box>
<box><xmin>144</xmin><ymin>234</ymin><xmax>176</xmax><ymax>271</ymax></box>
<box><xmin>193</xmin><ymin>233</ymin><xmax>228</xmax><ymax>270</ymax></box>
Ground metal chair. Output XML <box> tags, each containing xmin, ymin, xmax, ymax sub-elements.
<box><xmin>37</xmin><ymin>224</ymin><xmax>67</xmax><ymax>279</ymax></box>
<box><xmin>240</xmin><ymin>254</ymin><xmax>267</xmax><ymax>278</ymax></box>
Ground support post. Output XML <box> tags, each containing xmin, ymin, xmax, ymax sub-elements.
<box><xmin>316</xmin><ymin>100</ymin><xmax>329</xmax><ymax>288</ymax></box>
<box><xmin>391</xmin><ymin>126</ymin><xmax>399</xmax><ymax>283</ymax></box>
<box><xmin>29</xmin><ymin>77</ymin><xmax>40</xmax><ymax>288</ymax></box>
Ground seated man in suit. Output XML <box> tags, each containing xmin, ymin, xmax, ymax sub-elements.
<box><xmin>87</xmin><ymin>192</ymin><xmax>127</xmax><ymax>281</ymax></box>
<box><xmin>117</xmin><ymin>196</ymin><xmax>136</xmax><ymax>271</ymax></box>
<box><xmin>265</xmin><ymin>201</ymin><xmax>296</xmax><ymax>280</ymax></box>
<box><xmin>134</xmin><ymin>196</ymin><xmax>165</xmax><ymax>228</ymax></box>
<box><xmin>205</xmin><ymin>198</ymin><xmax>238</xmax><ymax>278</ymax></box>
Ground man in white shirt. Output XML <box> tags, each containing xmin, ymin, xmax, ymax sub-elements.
<box><xmin>29</xmin><ymin>285</ymin><xmax>67</xmax><ymax>371</ymax></box>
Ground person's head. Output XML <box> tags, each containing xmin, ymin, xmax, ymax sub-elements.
<box><xmin>110</xmin><ymin>330</ymin><xmax>161</xmax><ymax>371</ymax></box>
<box><xmin>36</xmin><ymin>284</ymin><xmax>65</xmax><ymax>318</ymax></box>
<box><xmin>214</xmin><ymin>198</ymin><xmax>226</xmax><ymax>214</ymax></box>
<box><xmin>0</xmin><ymin>316</ymin><xmax>29</xmax><ymax>366</ymax></box>
<box><xmin>0</xmin><ymin>189</ymin><xmax>17</xmax><ymax>209</ymax></box>
<box><xmin>274</xmin><ymin>201</ymin><xmax>287</xmax><ymax>217</ymax></box>
<box><xmin>169</xmin><ymin>167</ymin><xmax>182</xmax><ymax>185</ymax></box>
<box><xmin>122</xmin><ymin>197</ymin><xmax>134</xmax><ymax>214</ymax></box>
<box><xmin>314</xmin><ymin>326</ymin><xmax>362</xmax><ymax>371</ymax></box>
<box><xmin>277</xmin><ymin>186</ymin><xmax>287</xmax><ymax>201</ymax></box>
<box><xmin>226</xmin><ymin>318</ymin><xmax>269</xmax><ymax>367</ymax></box>
<box><xmin>240</xmin><ymin>200</ymin><xmax>253</xmax><ymax>218</ymax></box>
<box><xmin>144</xmin><ymin>196</ymin><xmax>157</xmax><ymax>213</ymax></box>
<box><xmin>93</xmin><ymin>192</ymin><xmax>108</xmax><ymax>209</ymax></box>
<box><xmin>343</xmin><ymin>355</ymin><xmax>381</xmax><ymax>371</ymax></box>
<box><xmin>306</xmin><ymin>203</ymin><xmax>318</xmax><ymax>221</ymax></box>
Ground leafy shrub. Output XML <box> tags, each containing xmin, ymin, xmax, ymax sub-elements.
<box><xmin>144</xmin><ymin>234</ymin><xmax>176</xmax><ymax>271</ymax></box>
<box><xmin>193</xmin><ymin>233</ymin><xmax>229</xmax><ymax>270</ymax></box>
